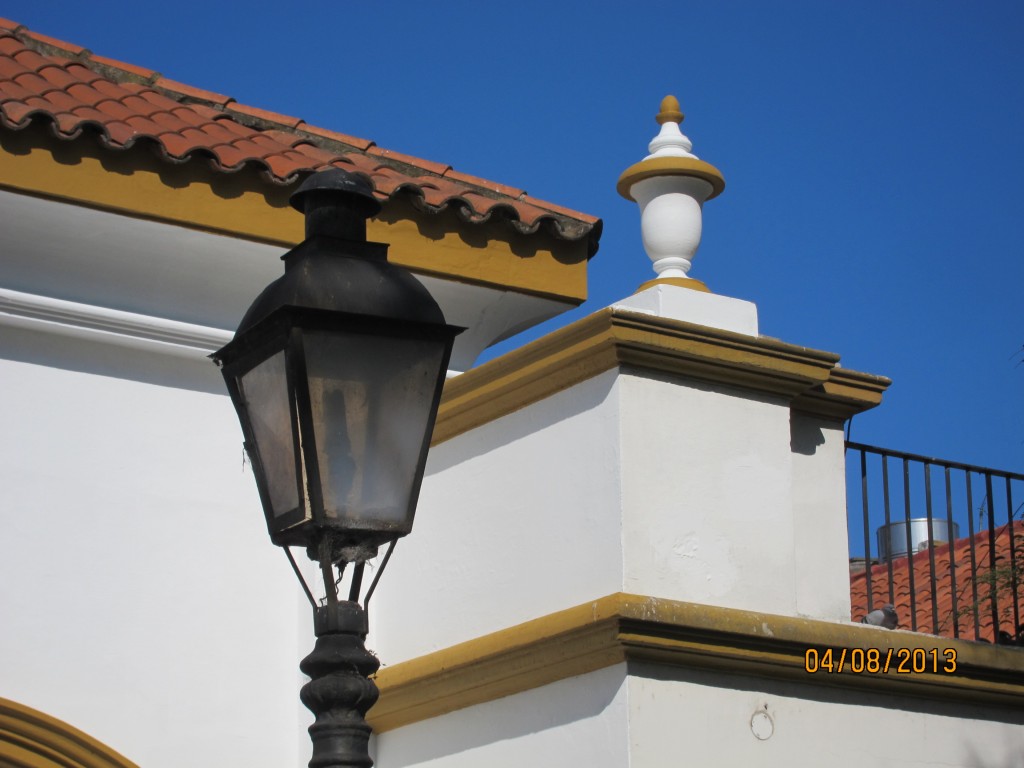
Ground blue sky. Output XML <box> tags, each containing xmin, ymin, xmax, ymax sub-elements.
<box><xmin>9</xmin><ymin>1</ymin><xmax>1024</xmax><ymax>472</ymax></box>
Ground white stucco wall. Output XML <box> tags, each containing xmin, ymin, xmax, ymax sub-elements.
<box><xmin>374</xmin><ymin>664</ymin><xmax>630</xmax><ymax>768</ymax></box>
<box><xmin>790</xmin><ymin>411</ymin><xmax>852</xmax><ymax>621</ymax></box>
<box><xmin>0</xmin><ymin>327</ymin><xmax>312</xmax><ymax>767</ymax></box>
<box><xmin>372</xmin><ymin>360</ymin><xmax>857</xmax><ymax>667</ymax></box>
<box><xmin>370</xmin><ymin>370</ymin><xmax>625</xmax><ymax>664</ymax></box>
<box><xmin>618</xmin><ymin>372</ymin><xmax>800</xmax><ymax>615</ymax></box>
<box><xmin>375</xmin><ymin>654</ymin><xmax>1024</xmax><ymax>768</ymax></box>
<box><xmin>0</xmin><ymin>291</ymin><xmax>885</xmax><ymax>768</ymax></box>
<box><xmin>626</xmin><ymin>662</ymin><xmax>1024</xmax><ymax>768</ymax></box>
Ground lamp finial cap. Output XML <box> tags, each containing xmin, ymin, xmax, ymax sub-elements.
<box><xmin>656</xmin><ymin>95</ymin><xmax>684</xmax><ymax>125</ymax></box>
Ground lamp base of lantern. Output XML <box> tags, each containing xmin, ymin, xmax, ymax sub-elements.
<box><xmin>300</xmin><ymin>602</ymin><xmax>381</xmax><ymax>768</ymax></box>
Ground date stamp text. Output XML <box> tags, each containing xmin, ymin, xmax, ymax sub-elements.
<box><xmin>804</xmin><ymin>647</ymin><xmax>957</xmax><ymax>674</ymax></box>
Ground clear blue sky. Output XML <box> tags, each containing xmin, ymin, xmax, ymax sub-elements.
<box><xmin>9</xmin><ymin>2</ymin><xmax>1024</xmax><ymax>472</ymax></box>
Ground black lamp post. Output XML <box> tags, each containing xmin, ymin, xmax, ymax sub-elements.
<box><xmin>212</xmin><ymin>168</ymin><xmax>460</xmax><ymax>768</ymax></box>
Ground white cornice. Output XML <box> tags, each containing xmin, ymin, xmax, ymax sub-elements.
<box><xmin>0</xmin><ymin>287</ymin><xmax>233</xmax><ymax>359</ymax></box>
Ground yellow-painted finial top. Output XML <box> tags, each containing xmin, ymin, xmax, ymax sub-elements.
<box><xmin>617</xmin><ymin>93</ymin><xmax>724</xmax><ymax>202</ymax></box>
<box><xmin>656</xmin><ymin>95</ymin><xmax>684</xmax><ymax>125</ymax></box>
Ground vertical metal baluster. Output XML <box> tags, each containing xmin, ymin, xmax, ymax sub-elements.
<box><xmin>883</xmin><ymin>456</ymin><xmax>895</xmax><ymax>606</ymax></box>
<box><xmin>1005</xmin><ymin>476</ymin><xmax>1019</xmax><ymax>637</ymax></box>
<box><xmin>861</xmin><ymin>449</ymin><xmax>873</xmax><ymax>611</ymax></box>
<box><xmin>904</xmin><ymin>458</ymin><xmax>918</xmax><ymax>632</ymax></box>
<box><xmin>924</xmin><ymin>463</ymin><xmax>940</xmax><ymax>635</ymax></box>
<box><xmin>985</xmin><ymin>474</ymin><xmax>999</xmax><ymax>641</ymax></box>
<box><xmin>965</xmin><ymin>473</ymin><xmax>980</xmax><ymax>640</ymax></box>
<box><xmin>945</xmin><ymin>467</ymin><xmax>959</xmax><ymax>639</ymax></box>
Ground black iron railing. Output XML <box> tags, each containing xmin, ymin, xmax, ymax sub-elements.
<box><xmin>846</xmin><ymin>441</ymin><xmax>1024</xmax><ymax>641</ymax></box>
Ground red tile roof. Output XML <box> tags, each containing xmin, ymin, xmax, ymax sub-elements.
<box><xmin>0</xmin><ymin>19</ymin><xmax>601</xmax><ymax>254</ymax></box>
<box><xmin>851</xmin><ymin>524</ymin><xmax>1024</xmax><ymax>643</ymax></box>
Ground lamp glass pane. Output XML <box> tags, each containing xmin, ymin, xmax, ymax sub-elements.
<box><xmin>238</xmin><ymin>350</ymin><xmax>300</xmax><ymax>518</ymax></box>
<box><xmin>303</xmin><ymin>329</ymin><xmax>446</xmax><ymax>533</ymax></box>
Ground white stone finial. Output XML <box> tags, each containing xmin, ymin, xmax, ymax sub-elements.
<box><xmin>617</xmin><ymin>96</ymin><xmax>725</xmax><ymax>293</ymax></box>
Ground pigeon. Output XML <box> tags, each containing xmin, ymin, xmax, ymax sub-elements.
<box><xmin>996</xmin><ymin>625</ymin><xmax>1024</xmax><ymax>648</ymax></box>
<box><xmin>861</xmin><ymin>604</ymin><xmax>898</xmax><ymax>629</ymax></box>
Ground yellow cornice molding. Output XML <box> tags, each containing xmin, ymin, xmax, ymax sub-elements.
<box><xmin>792</xmin><ymin>366</ymin><xmax>892</xmax><ymax>420</ymax></box>
<box><xmin>0</xmin><ymin>125</ymin><xmax>587</xmax><ymax>304</ymax></box>
<box><xmin>0</xmin><ymin>698</ymin><xmax>138</xmax><ymax>768</ymax></box>
<box><xmin>369</xmin><ymin>592</ymin><xmax>1024</xmax><ymax>732</ymax></box>
<box><xmin>433</xmin><ymin>308</ymin><xmax>887</xmax><ymax>445</ymax></box>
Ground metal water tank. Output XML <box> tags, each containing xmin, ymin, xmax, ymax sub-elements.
<box><xmin>876</xmin><ymin>519</ymin><xmax>959</xmax><ymax>561</ymax></box>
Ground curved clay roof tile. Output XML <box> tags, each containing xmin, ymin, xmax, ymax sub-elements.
<box><xmin>0</xmin><ymin>19</ymin><xmax>601</xmax><ymax>256</ymax></box>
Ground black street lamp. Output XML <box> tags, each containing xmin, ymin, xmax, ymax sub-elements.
<box><xmin>212</xmin><ymin>168</ymin><xmax>461</xmax><ymax>768</ymax></box>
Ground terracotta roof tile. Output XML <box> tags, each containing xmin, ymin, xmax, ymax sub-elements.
<box><xmin>0</xmin><ymin>36</ymin><xmax>24</xmax><ymax>55</ymax></box>
<box><xmin>36</xmin><ymin>63</ymin><xmax>81</xmax><ymax>89</ymax></box>
<box><xmin>228</xmin><ymin>101</ymin><xmax>303</xmax><ymax>129</ymax></box>
<box><xmin>290</xmin><ymin>142</ymin><xmax>345</xmax><ymax>167</ymax></box>
<box><xmin>152</xmin><ymin>110</ymin><xmax>193</xmax><ymax>131</ymax></box>
<box><xmin>37</xmin><ymin>89</ymin><xmax>80</xmax><ymax>112</ymax></box>
<box><xmin>153</xmin><ymin>134</ymin><xmax>190</xmax><ymax>158</ymax></box>
<box><xmin>65</xmin><ymin>62</ymin><xmax>103</xmax><ymax>85</ymax></box>
<box><xmin>53</xmin><ymin>111</ymin><xmax>83</xmax><ymax>135</ymax></box>
<box><xmin>0</xmin><ymin>78</ymin><xmax>33</xmax><ymax>103</ymax></box>
<box><xmin>11</xmin><ymin>71</ymin><xmax>50</xmax><ymax>95</ymax></box>
<box><xmin>122</xmin><ymin>115</ymin><xmax>168</xmax><ymax>137</ymax></box>
<box><xmin>520</xmin><ymin>194</ymin><xmax>602</xmax><ymax>224</ymax></box>
<box><xmin>444</xmin><ymin>168</ymin><xmax>525</xmax><ymax>199</ymax></box>
<box><xmin>263</xmin><ymin>151</ymin><xmax>315</xmax><ymax>179</ymax></box>
<box><xmin>118</xmin><ymin>93</ymin><xmax>161</xmax><ymax>118</ymax></box>
<box><xmin>154</xmin><ymin>78</ymin><xmax>232</xmax><ymax>107</ymax></box>
<box><xmin>87</xmin><ymin>78</ymin><xmax>125</xmax><ymax>100</ymax></box>
<box><xmin>65</xmin><ymin>80</ymin><xmax>101</xmax><ymax>102</ymax></box>
<box><xmin>87</xmin><ymin>54</ymin><xmax>156</xmax><ymax>82</ymax></box>
<box><xmin>171</xmin><ymin>101</ymin><xmax>222</xmax><ymax>121</ymax></box>
<box><xmin>297</xmin><ymin>122</ymin><xmax>375</xmax><ymax>151</ymax></box>
<box><xmin>69</xmin><ymin>105</ymin><xmax>108</xmax><ymax>123</ymax></box>
<box><xmin>0</xmin><ymin>20</ymin><xmax>600</xmax><ymax>254</ymax></box>
<box><xmin>91</xmin><ymin>98</ymin><xmax>137</xmax><ymax>122</ymax></box>
<box><xmin>851</xmin><ymin>525</ymin><xmax>1024</xmax><ymax>643</ymax></box>
<box><xmin>2</xmin><ymin>100</ymin><xmax>36</xmax><ymax>125</ymax></box>
<box><xmin>12</xmin><ymin>47</ymin><xmax>51</xmax><ymax>71</ymax></box>
<box><xmin>21</xmin><ymin>30</ymin><xmax>88</xmax><ymax>57</ymax></box>
<box><xmin>368</xmin><ymin>145</ymin><xmax>451</xmax><ymax>176</ymax></box>
<box><xmin>257</xmin><ymin>129</ymin><xmax>309</xmax><ymax>149</ymax></box>
<box><xmin>135</xmin><ymin>87</ymin><xmax>176</xmax><ymax>106</ymax></box>
<box><xmin>208</xmin><ymin>143</ymin><xmax>252</xmax><ymax>169</ymax></box>
<box><xmin>212</xmin><ymin>115</ymin><xmax>256</xmax><ymax>136</ymax></box>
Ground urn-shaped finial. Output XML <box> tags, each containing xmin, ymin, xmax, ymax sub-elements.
<box><xmin>617</xmin><ymin>96</ymin><xmax>725</xmax><ymax>292</ymax></box>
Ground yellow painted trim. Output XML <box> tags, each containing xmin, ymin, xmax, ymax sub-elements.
<box><xmin>655</xmin><ymin>95</ymin><xmax>684</xmax><ymax>125</ymax></box>
<box><xmin>617</xmin><ymin>156</ymin><xmax>726</xmax><ymax>200</ymax></box>
<box><xmin>0</xmin><ymin>126</ymin><xmax>588</xmax><ymax>303</ymax></box>
<box><xmin>369</xmin><ymin>593</ymin><xmax>1024</xmax><ymax>732</ymax></box>
<box><xmin>0</xmin><ymin>698</ymin><xmax>138</xmax><ymax>768</ymax></box>
<box><xmin>635</xmin><ymin>276</ymin><xmax>710</xmax><ymax>293</ymax></box>
<box><xmin>433</xmin><ymin>307</ymin><xmax>886</xmax><ymax>445</ymax></box>
<box><xmin>791</xmin><ymin>367</ymin><xmax>892</xmax><ymax>421</ymax></box>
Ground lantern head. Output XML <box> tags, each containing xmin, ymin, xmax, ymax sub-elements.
<box><xmin>213</xmin><ymin>168</ymin><xmax>461</xmax><ymax>564</ymax></box>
